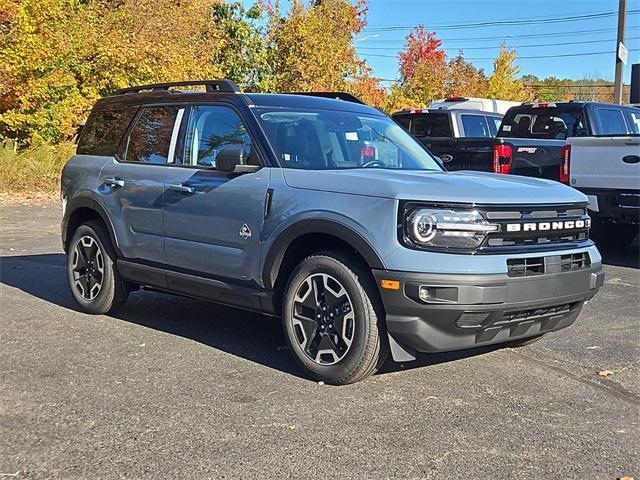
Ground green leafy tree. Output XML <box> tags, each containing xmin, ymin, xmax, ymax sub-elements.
<box><xmin>487</xmin><ymin>44</ymin><xmax>532</xmax><ymax>101</ymax></box>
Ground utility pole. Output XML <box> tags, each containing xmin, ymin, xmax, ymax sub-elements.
<box><xmin>613</xmin><ymin>0</ymin><xmax>627</xmax><ymax>104</ymax></box>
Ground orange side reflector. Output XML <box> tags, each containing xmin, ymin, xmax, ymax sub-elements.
<box><xmin>380</xmin><ymin>279</ymin><xmax>400</xmax><ymax>290</ymax></box>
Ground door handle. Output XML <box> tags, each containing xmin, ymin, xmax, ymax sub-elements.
<box><xmin>622</xmin><ymin>155</ymin><xmax>640</xmax><ymax>164</ymax></box>
<box><xmin>168</xmin><ymin>184</ymin><xmax>195</xmax><ymax>194</ymax></box>
<box><xmin>104</xmin><ymin>177</ymin><xmax>124</xmax><ymax>188</ymax></box>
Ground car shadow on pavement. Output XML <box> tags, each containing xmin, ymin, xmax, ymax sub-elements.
<box><xmin>0</xmin><ymin>252</ymin><xmax>573</xmax><ymax>382</ymax></box>
<box><xmin>597</xmin><ymin>239</ymin><xmax>639</xmax><ymax>269</ymax></box>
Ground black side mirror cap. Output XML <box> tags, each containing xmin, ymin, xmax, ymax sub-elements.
<box><xmin>216</xmin><ymin>146</ymin><xmax>261</xmax><ymax>174</ymax></box>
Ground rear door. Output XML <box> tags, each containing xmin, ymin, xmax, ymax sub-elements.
<box><xmin>162</xmin><ymin>104</ymin><xmax>270</xmax><ymax>282</ymax></box>
<box><xmin>98</xmin><ymin>105</ymin><xmax>183</xmax><ymax>263</ymax></box>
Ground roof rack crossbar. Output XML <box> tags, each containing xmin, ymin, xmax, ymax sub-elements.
<box><xmin>289</xmin><ymin>92</ymin><xmax>365</xmax><ymax>105</ymax></box>
<box><xmin>114</xmin><ymin>80</ymin><xmax>240</xmax><ymax>95</ymax></box>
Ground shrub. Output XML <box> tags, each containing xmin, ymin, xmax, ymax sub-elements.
<box><xmin>0</xmin><ymin>140</ymin><xmax>75</xmax><ymax>193</ymax></box>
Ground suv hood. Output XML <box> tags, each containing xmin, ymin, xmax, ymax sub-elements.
<box><xmin>283</xmin><ymin>169</ymin><xmax>587</xmax><ymax>205</ymax></box>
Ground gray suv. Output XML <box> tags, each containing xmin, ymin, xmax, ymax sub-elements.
<box><xmin>61</xmin><ymin>80</ymin><xmax>604</xmax><ymax>384</ymax></box>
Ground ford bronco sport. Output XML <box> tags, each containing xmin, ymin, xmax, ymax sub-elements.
<box><xmin>61</xmin><ymin>80</ymin><xmax>604</xmax><ymax>385</ymax></box>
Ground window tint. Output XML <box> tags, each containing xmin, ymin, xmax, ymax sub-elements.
<box><xmin>77</xmin><ymin>108</ymin><xmax>135</xmax><ymax>155</ymax></box>
<box><xmin>597</xmin><ymin>108</ymin><xmax>628</xmax><ymax>135</ymax></box>
<box><xmin>624</xmin><ymin>109</ymin><xmax>640</xmax><ymax>134</ymax></box>
<box><xmin>125</xmin><ymin>106</ymin><xmax>180</xmax><ymax>164</ymax></box>
<box><xmin>182</xmin><ymin>106</ymin><xmax>252</xmax><ymax>168</ymax></box>
<box><xmin>498</xmin><ymin>107</ymin><xmax>583</xmax><ymax>139</ymax></box>
<box><xmin>409</xmin><ymin>114</ymin><xmax>452</xmax><ymax>137</ymax></box>
<box><xmin>461</xmin><ymin>114</ymin><xmax>490</xmax><ymax>137</ymax></box>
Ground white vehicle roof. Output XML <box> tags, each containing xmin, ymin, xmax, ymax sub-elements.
<box><xmin>429</xmin><ymin>97</ymin><xmax>521</xmax><ymax>115</ymax></box>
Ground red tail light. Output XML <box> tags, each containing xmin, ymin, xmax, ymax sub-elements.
<box><xmin>493</xmin><ymin>145</ymin><xmax>513</xmax><ymax>174</ymax></box>
<box><xmin>560</xmin><ymin>144</ymin><xmax>571</xmax><ymax>184</ymax></box>
<box><xmin>361</xmin><ymin>145</ymin><xmax>375</xmax><ymax>161</ymax></box>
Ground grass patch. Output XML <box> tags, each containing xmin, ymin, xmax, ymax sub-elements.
<box><xmin>0</xmin><ymin>141</ymin><xmax>75</xmax><ymax>194</ymax></box>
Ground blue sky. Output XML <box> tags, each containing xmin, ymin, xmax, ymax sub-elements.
<box><xmin>244</xmin><ymin>0</ymin><xmax>640</xmax><ymax>83</ymax></box>
<box><xmin>357</xmin><ymin>0</ymin><xmax>640</xmax><ymax>83</ymax></box>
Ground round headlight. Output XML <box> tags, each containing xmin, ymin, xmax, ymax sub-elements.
<box><xmin>411</xmin><ymin>211</ymin><xmax>437</xmax><ymax>242</ymax></box>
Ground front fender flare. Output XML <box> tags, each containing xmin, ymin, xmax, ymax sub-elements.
<box><xmin>261</xmin><ymin>218</ymin><xmax>385</xmax><ymax>290</ymax></box>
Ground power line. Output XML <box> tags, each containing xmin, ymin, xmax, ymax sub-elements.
<box><xmin>360</xmin><ymin>28</ymin><xmax>618</xmax><ymax>44</ymax></box>
<box><xmin>362</xmin><ymin>48</ymin><xmax>640</xmax><ymax>60</ymax></box>
<box><xmin>364</xmin><ymin>10</ymin><xmax>639</xmax><ymax>32</ymax></box>
<box><xmin>357</xmin><ymin>36</ymin><xmax>640</xmax><ymax>52</ymax></box>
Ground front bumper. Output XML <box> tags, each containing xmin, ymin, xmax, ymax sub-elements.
<box><xmin>373</xmin><ymin>265</ymin><xmax>604</xmax><ymax>358</ymax></box>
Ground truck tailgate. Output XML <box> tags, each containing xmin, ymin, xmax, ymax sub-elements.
<box><xmin>503</xmin><ymin>138</ymin><xmax>565</xmax><ymax>181</ymax></box>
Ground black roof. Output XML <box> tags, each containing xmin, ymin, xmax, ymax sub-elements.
<box><xmin>93</xmin><ymin>80</ymin><xmax>383</xmax><ymax>116</ymax></box>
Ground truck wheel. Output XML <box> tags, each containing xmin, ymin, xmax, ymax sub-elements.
<box><xmin>282</xmin><ymin>251</ymin><xmax>388</xmax><ymax>385</ymax></box>
<box><xmin>591</xmin><ymin>221</ymin><xmax>638</xmax><ymax>250</ymax></box>
<box><xmin>67</xmin><ymin>220</ymin><xmax>129</xmax><ymax>314</ymax></box>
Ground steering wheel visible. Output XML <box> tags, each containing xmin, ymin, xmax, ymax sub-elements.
<box><xmin>361</xmin><ymin>160</ymin><xmax>386</xmax><ymax>168</ymax></box>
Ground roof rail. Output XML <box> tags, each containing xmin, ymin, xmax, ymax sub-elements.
<box><xmin>290</xmin><ymin>92</ymin><xmax>365</xmax><ymax>105</ymax></box>
<box><xmin>113</xmin><ymin>80</ymin><xmax>240</xmax><ymax>95</ymax></box>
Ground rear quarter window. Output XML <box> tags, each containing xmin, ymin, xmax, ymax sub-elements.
<box><xmin>77</xmin><ymin>108</ymin><xmax>136</xmax><ymax>156</ymax></box>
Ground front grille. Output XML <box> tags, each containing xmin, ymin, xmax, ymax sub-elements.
<box><xmin>498</xmin><ymin>302</ymin><xmax>578</xmax><ymax>325</ymax></box>
<box><xmin>479</xmin><ymin>203</ymin><xmax>591</xmax><ymax>253</ymax></box>
<box><xmin>507</xmin><ymin>257</ymin><xmax>544</xmax><ymax>277</ymax></box>
<box><xmin>507</xmin><ymin>252</ymin><xmax>590</xmax><ymax>277</ymax></box>
<box><xmin>560</xmin><ymin>252</ymin><xmax>590</xmax><ymax>272</ymax></box>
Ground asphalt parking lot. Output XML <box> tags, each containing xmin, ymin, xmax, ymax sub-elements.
<box><xmin>1</xmin><ymin>203</ymin><xmax>638</xmax><ymax>479</ymax></box>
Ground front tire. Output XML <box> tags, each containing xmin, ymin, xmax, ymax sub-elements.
<box><xmin>67</xmin><ymin>220</ymin><xmax>129</xmax><ymax>314</ymax></box>
<box><xmin>282</xmin><ymin>251</ymin><xmax>388</xmax><ymax>385</ymax></box>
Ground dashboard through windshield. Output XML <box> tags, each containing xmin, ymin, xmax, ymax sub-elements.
<box><xmin>253</xmin><ymin>108</ymin><xmax>443</xmax><ymax>171</ymax></box>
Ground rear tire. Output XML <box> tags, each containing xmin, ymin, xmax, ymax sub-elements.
<box><xmin>282</xmin><ymin>251</ymin><xmax>388</xmax><ymax>385</ymax></box>
<box><xmin>67</xmin><ymin>220</ymin><xmax>129</xmax><ymax>314</ymax></box>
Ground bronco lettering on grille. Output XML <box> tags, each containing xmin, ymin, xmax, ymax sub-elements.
<box><xmin>505</xmin><ymin>219</ymin><xmax>590</xmax><ymax>233</ymax></box>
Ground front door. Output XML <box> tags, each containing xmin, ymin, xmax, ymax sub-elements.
<box><xmin>163</xmin><ymin>104</ymin><xmax>270</xmax><ymax>283</ymax></box>
<box><xmin>98</xmin><ymin>105</ymin><xmax>183</xmax><ymax>263</ymax></box>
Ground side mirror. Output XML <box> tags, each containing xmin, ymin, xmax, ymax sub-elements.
<box><xmin>216</xmin><ymin>146</ymin><xmax>260</xmax><ymax>174</ymax></box>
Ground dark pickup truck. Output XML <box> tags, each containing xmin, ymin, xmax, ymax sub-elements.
<box><xmin>394</xmin><ymin>101</ymin><xmax>639</xmax><ymax>182</ymax></box>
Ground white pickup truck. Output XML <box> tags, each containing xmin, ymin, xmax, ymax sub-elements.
<box><xmin>565</xmin><ymin>116</ymin><xmax>640</xmax><ymax>249</ymax></box>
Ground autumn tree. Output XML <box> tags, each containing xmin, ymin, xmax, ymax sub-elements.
<box><xmin>392</xmin><ymin>26</ymin><xmax>447</xmax><ymax>108</ymax></box>
<box><xmin>444</xmin><ymin>53</ymin><xmax>488</xmax><ymax>98</ymax></box>
<box><xmin>487</xmin><ymin>44</ymin><xmax>532</xmax><ymax>101</ymax></box>
<box><xmin>210</xmin><ymin>2</ymin><xmax>274</xmax><ymax>91</ymax></box>
<box><xmin>263</xmin><ymin>0</ymin><xmax>377</xmax><ymax>94</ymax></box>
<box><xmin>0</xmin><ymin>0</ymin><xmax>226</xmax><ymax>144</ymax></box>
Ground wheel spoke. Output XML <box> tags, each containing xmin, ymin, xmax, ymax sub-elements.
<box><xmin>290</xmin><ymin>272</ymin><xmax>356</xmax><ymax>366</ymax></box>
<box><xmin>71</xmin><ymin>235</ymin><xmax>104</xmax><ymax>301</ymax></box>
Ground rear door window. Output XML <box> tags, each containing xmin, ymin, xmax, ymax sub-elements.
<box><xmin>125</xmin><ymin>106</ymin><xmax>181</xmax><ymax>164</ymax></box>
<box><xmin>460</xmin><ymin>114</ymin><xmax>490</xmax><ymax>137</ymax></box>
<box><xmin>596</xmin><ymin>107</ymin><xmax>629</xmax><ymax>135</ymax></box>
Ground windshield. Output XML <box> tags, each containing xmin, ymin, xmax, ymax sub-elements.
<box><xmin>498</xmin><ymin>107</ymin><xmax>586</xmax><ymax>140</ymax></box>
<box><xmin>254</xmin><ymin>108</ymin><xmax>443</xmax><ymax>171</ymax></box>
